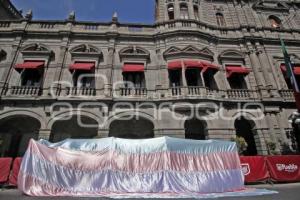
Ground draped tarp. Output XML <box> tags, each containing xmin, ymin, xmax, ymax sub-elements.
<box><xmin>18</xmin><ymin>137</ymin><xmax>269</xmax><ymax>198</ymax></box>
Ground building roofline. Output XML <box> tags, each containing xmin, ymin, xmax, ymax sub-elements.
<box><xmin>0</xmin><ymin>0</ymin><xmax>23</xmax><ymax>19</ymax></box>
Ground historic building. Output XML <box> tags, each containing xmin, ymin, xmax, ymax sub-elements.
<box><xmin>0</xmin><ymin>0</ymin><xmax>300</xmax><ymax>157</ymax></box>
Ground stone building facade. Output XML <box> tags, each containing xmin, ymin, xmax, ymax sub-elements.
<box><xmin>0</xmin><ymin>0</ymin><xmax>300</xmax><ymax>157</ymax></box>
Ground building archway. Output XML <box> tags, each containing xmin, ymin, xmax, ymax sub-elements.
<box><xmin>50</xmin><ymin>115</ymin><xmax>98</xmax><ymax>142</ymax></box>
<box><xmin>234</xmin><ymin>116</ymin><xmax>258</xmax><ymax>155</ymax></box>
<box><xmin>0</xmin><ymin>115</ymin><xmax>41</xmax><ymax>157</ymax></box>
<box><xmin>109</xmin><ymin>117</ymin><xmax>154</xmax><ymax>139</ymax></box>
<box><xmin>184</xmin><ymin>118</ymin><xmax>207</xmax><ymax>140</ymax></box>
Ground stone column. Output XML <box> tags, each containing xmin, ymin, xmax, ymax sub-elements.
<box><xmin>188</xmin><ymin>1</ymin><xmax>194</xmax><ymax>20</ymax></box>
<box><xmin>255</xmin><ymin>129</ymin><xmax>268</xmax><ymax>155</ymax></box>
<box><xmin>181</xmin><ymin>60</ymin><xmax>188</xmax><ymax>96</ymax></box>
<box><xmin>275</xmin><ymin>112</ymin><xmax>289</xmax><ymax>144</ymax></box>
<box><xmin>265</xmin><ymin>112</ymin><xmax>281</xmax><ymax>152</ymax></box>
<box><xmin>247</xmin><ymin>43</ymin><xmax>268</xmax><ymax>97</ymax></box>
<box><xmin>174</xmin><ymin>0</ymin><xmax>180</xmax><ymax>19</ymax></box>
<box><xmin>102</xmin><ymin>46</ymin><xmax>115</xmax><ymax>97</ymax></box>
<box><xmin>52</xmin><ymin>44</ymin><xmax>69</xmax><ymax>96</ymax></box>
<box><xmin>96</xmin><ymin>129</ymin><xmax>109</xmax><ymax>138</ymax></box>
<box><xmin>256</xmin><ymin>43</ymin><xmax>280</xmax><ymax>97</ymax></box>
<box><xmin>38</xmin><ymin>129</ymin><xmax>51</xmax><ymax>141</ymax></box>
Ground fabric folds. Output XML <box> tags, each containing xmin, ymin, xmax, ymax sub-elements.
<box><xmin>18</xmin><ymin>137</ymin><xmax>245</xmax><ymax>197</ymax></box>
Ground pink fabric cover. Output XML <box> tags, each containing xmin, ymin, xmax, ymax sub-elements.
<box><xmin>18</xmin><ymin>137</ymin><xmax>245</xmax><ymax>197</ymax></box>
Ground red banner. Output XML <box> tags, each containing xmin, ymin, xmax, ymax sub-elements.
<box><xmin>9</xmin><ymin>157</ymin><xmax>22</xmax><ymax>186</ymax></box>
<box><xmin>0</xmin><ymin>157</ymin><xmax>13</xmax><ymax>183</ymax></box>
<box><xmin>266</xmin><ymin>155</ymin><xmax>300</xmax><ymax>182</ymax></box>
<box><xmin>240</xmin><ymin>156</ymin><xmax>269</xmax><ymax>183</ymax></box>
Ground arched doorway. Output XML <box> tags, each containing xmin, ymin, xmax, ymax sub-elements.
<box><xmin>109</xmin><ymin>117</ymin><xmax>154</xmax><ymax>139</ymax></box>
<box><xmin>185</xmin><ymin>118</ymin><xmax>207</xmax><ymax>140</ymax></box>
<box><xmin>234</xmin><ymin>116</ymin><xmax>258</xmax><ymax>155</ymax></box>
<box><xmin>50</xmin><ymin>115</ymin><xmax>98</xmax><ymax>142</ymax></box>
<box><xmin>0</xmin><ymin>115</ymin><xmax>41</xmax><ymax>157</ymax></box>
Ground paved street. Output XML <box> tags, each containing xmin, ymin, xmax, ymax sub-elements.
<box><xmin>0</xmin><ymin>183</ymin><xmax>300</xmax><ymax>200</ymax></box>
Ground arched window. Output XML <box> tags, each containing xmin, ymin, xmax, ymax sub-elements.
<box><xmin>180</xmin><ymin>4</ymin><xmax>189</xmax><ymax>19</ymax></box>
<box><xmin>268</xmin><ymin>15</ymin><xmax>281</xmax><ymax>28</ymax></box>
<box><xmin>216</xmin><ymin>13</ymin><xmax>226</xmax><ymax>27</ymax></box>
<box><xmin>193</xmin><ymin>5</ymin><xmax>199</xmax><ymax>20</ymax></box>
<box><xmin>167</xmin><ymin>4</ymin><xmax>174</xmax><ymax>20</ymax></box>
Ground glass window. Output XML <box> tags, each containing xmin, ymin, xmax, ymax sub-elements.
<box><xmin>123</xmin><ymin>72</ymin><xmax>145</xmax><ymax>88</ymax></box>
<box><xmin>168</xmin><ymin>5</ymin><xmax>174</xmax><ymax>20</ymax></box>
<box><xmin>268</xmin><ymin>16</ymin><xmax>281</xmax><ymax>28</ymax></box>
<box><xmin>21</xmin><ymin>69</ymin><xmax>43</xmax><ymax>87</ymax></box>
<box><xmin>73</xmin><ymin>70</ymin><xmax>95</xmax><ymax>88</ymax></box>
<box><xmin>193</xmin><ymin>6</ymin><xmax>199</xmax><ymax>20</ymax></box>
<box><xmin>180</xmin><ymin>4</ymin><xmax>189</xmax><ymax>19</ymax></box>
<box><xmin>216</xmin><ymin>13</ymin><xmax>226</xmax><ymax>27</ymax></box>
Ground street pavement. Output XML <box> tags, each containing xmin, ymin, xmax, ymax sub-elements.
<box><xmin>0</xmin><ymin>183</ymin><xmax>300</xmax><ymax>200</ymax></box>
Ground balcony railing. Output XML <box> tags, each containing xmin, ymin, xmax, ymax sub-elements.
<box><xmin>65</xmin><ymin>87</ymin><xmax>96</xmax><ymax>96</ymax></box>
<box><xmin>170</xmin><ymin>87</ymin><xmax>182</xmax><ymax>96</ymax></box>
<box><xmin>227</xmin><ymin>89</ymin><xmax>255</xmax><ymax>99</ymax></box>
<box><xmin>188</xmin><ymin>86</ymin><xmax>202</xmax><ymax>96</ymax></box>
<box><xmin>120</xmin><ymin>87</ymin><xmax>147</xmax><ymax>97</ymax></box>
<box><xmin>279</xmin><ymin>89</ymin><xmax>294</xmax><ymax>100</ymax></box>
<box><xmin>9</xmin><ymin>86</ymin><xmax>42</xmax><ymax>96</ymax></box>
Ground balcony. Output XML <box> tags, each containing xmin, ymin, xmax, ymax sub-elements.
<box><xmin>64</xmin><ymin>87</ymin><xmax>96</xmax><ymax>96</ymax></box>
<box><xmin>227</xmin><ymin>89</ymin><xmax>257</xmax><ymax>100</ymax></box>
<box><xmin>279</xmin><ymin>89</ymin><xmax>295</xmax><ymax>101</ymax></box>
<box><xmin>6</xmin><ymin>86</ymin><xmax>42</xmax><ymax>96</ymax></box>
<box><xmin>119</xmin><ymin>87</ymin><xmax>147</xmax><ymax>97</ymax></box>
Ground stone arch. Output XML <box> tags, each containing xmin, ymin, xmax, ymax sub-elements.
<box><xmin>49</xmin><ymin>111</ymin><xmax>100</xmax><ymax>142</ymax></box>
<box><xmin>0</xmin><ymin>114</ymin><xmax>41</xmax><ymax>157</ymax></box>
<box><xmin>107</xmin><ymin>111</ymin><xmax>155</xmax><ymax>139</ymax></box>
<box><xmin>218</xmin><ymin>49</ymin><xmax>245</xmax><ymax>63</ymax></box>
<box><xmin>119</xmin><ymin>46</ymin><xmax>150</xmax><ymax>55</ymax></box>
<box><xmin>21</xmin><ymin>43</ymin><xmax>51</xmax><ymax>52</ymax></box>
<box><xmin>47</xmin><ymin>109</ymin><xmax>102</xmax><ymax>130</ymax></box>
<box><xmin>231</xmin><ymin>111</ymin><xmax>259</xmax><ymax>129</ymax></box>
<box><xmin>184</xmin><ymin>118</ymin><xmax>208</xmax><ymax>140</ymax></box>
<box><xmin>69</xmin><ymin>44</ymin><xmax>101</xmax><ymax>53</ymax></box>
<box><xmin>105</xmin><ymin>110</ymin><xmax>156</xmax><ymax>130</ymax></box>
<box><xmin>0</xmin><ymin>110</ymin><xmax>46</xmax><ymax>129</ymax></box>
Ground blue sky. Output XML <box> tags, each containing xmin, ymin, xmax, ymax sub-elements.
<box><xmin>11</xmin><ymin>0</ymin><xmax>155</xmax><ymax>23</ymax></box>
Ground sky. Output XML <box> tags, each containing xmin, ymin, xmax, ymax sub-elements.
<box><xmin>11</xmin><ymin>0</ymin><xmax>155</xmax><ymax>23</ymax></box>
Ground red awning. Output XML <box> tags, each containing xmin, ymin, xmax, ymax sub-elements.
<box><xmin>122</xmin><ymin>63</ymin><xmax>144</xmax><ymax>72</ymax></box>
<box><xmin>226</xmin><ymin>66</ymin><xmax>251</xmax><ymax>78</ymax></box>
<box><xmin>15</xmin><ymin>61</ymin><xmax>45</xmax><ymax>69</ymax></box>
<box><xmin>69</xmin><ymin>62</ymin><xmax>95</xmax><ymax>71</ymax></box>
<box><xmin>168</xmin><ymin>60</ymin><xmax>182</xmax><ymax>70</ymax></box>
<box><xmin>200</xmin><ymin>61</ymin><xmax>219</xmax><ymax>73</ymax></box>
<box><xmin>184</xmin><ymin>60</ymin><xmax>203</xmax><ymax>68</ymax></box>
<box><xmin>281</xmin><ymin>64</ymin><xmax>300</xmax><ymax>75</ymax></box>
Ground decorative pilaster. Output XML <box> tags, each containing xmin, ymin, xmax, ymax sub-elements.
<box><xmin>174</xmin><ymin>0</ymin><xmax>180</xmax><ymax>19</ymax></box>
<box><xmin>181</xmin><ymin>60</ymin><xmax>188</xmax><ymax>96</ymax></box>
<box><xmin>255</xmin><ymin>43</ymin><xmax>280</xmax><ymax>97</ymax></box>
<box><xmin>95</xmin><ymin>129</ymin><xmax>109</xmax><ymax>138</ymax></box>
<box><xmin>264</xmin><ymin>112</ymin><xmax>281</xmax><ymax>153</ymax></box>
<box><xmin>246</xmin><ymin>43</ymin><xmax>268</xmax><ymax>98</ymax></box>
<box><xmin>52</xmin><ymin>45</ymin><xmax>69</xmax><ymax>96</ymax></box>
<box><xmin>38</xmin><ymin>129</ymin><xmax>51</xmax><ymax>141</ymax></box>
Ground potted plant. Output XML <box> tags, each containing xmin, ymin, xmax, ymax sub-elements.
<box><xmin>231</xmin><ymin>136</ymin><xmax>248</xmax><ymax>155</ymax></box>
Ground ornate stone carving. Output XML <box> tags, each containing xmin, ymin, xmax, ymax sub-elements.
<box><xmin>163</xmin><ymin>45</ymin><xmax>214</xmax><ymax>61</ymax></box>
